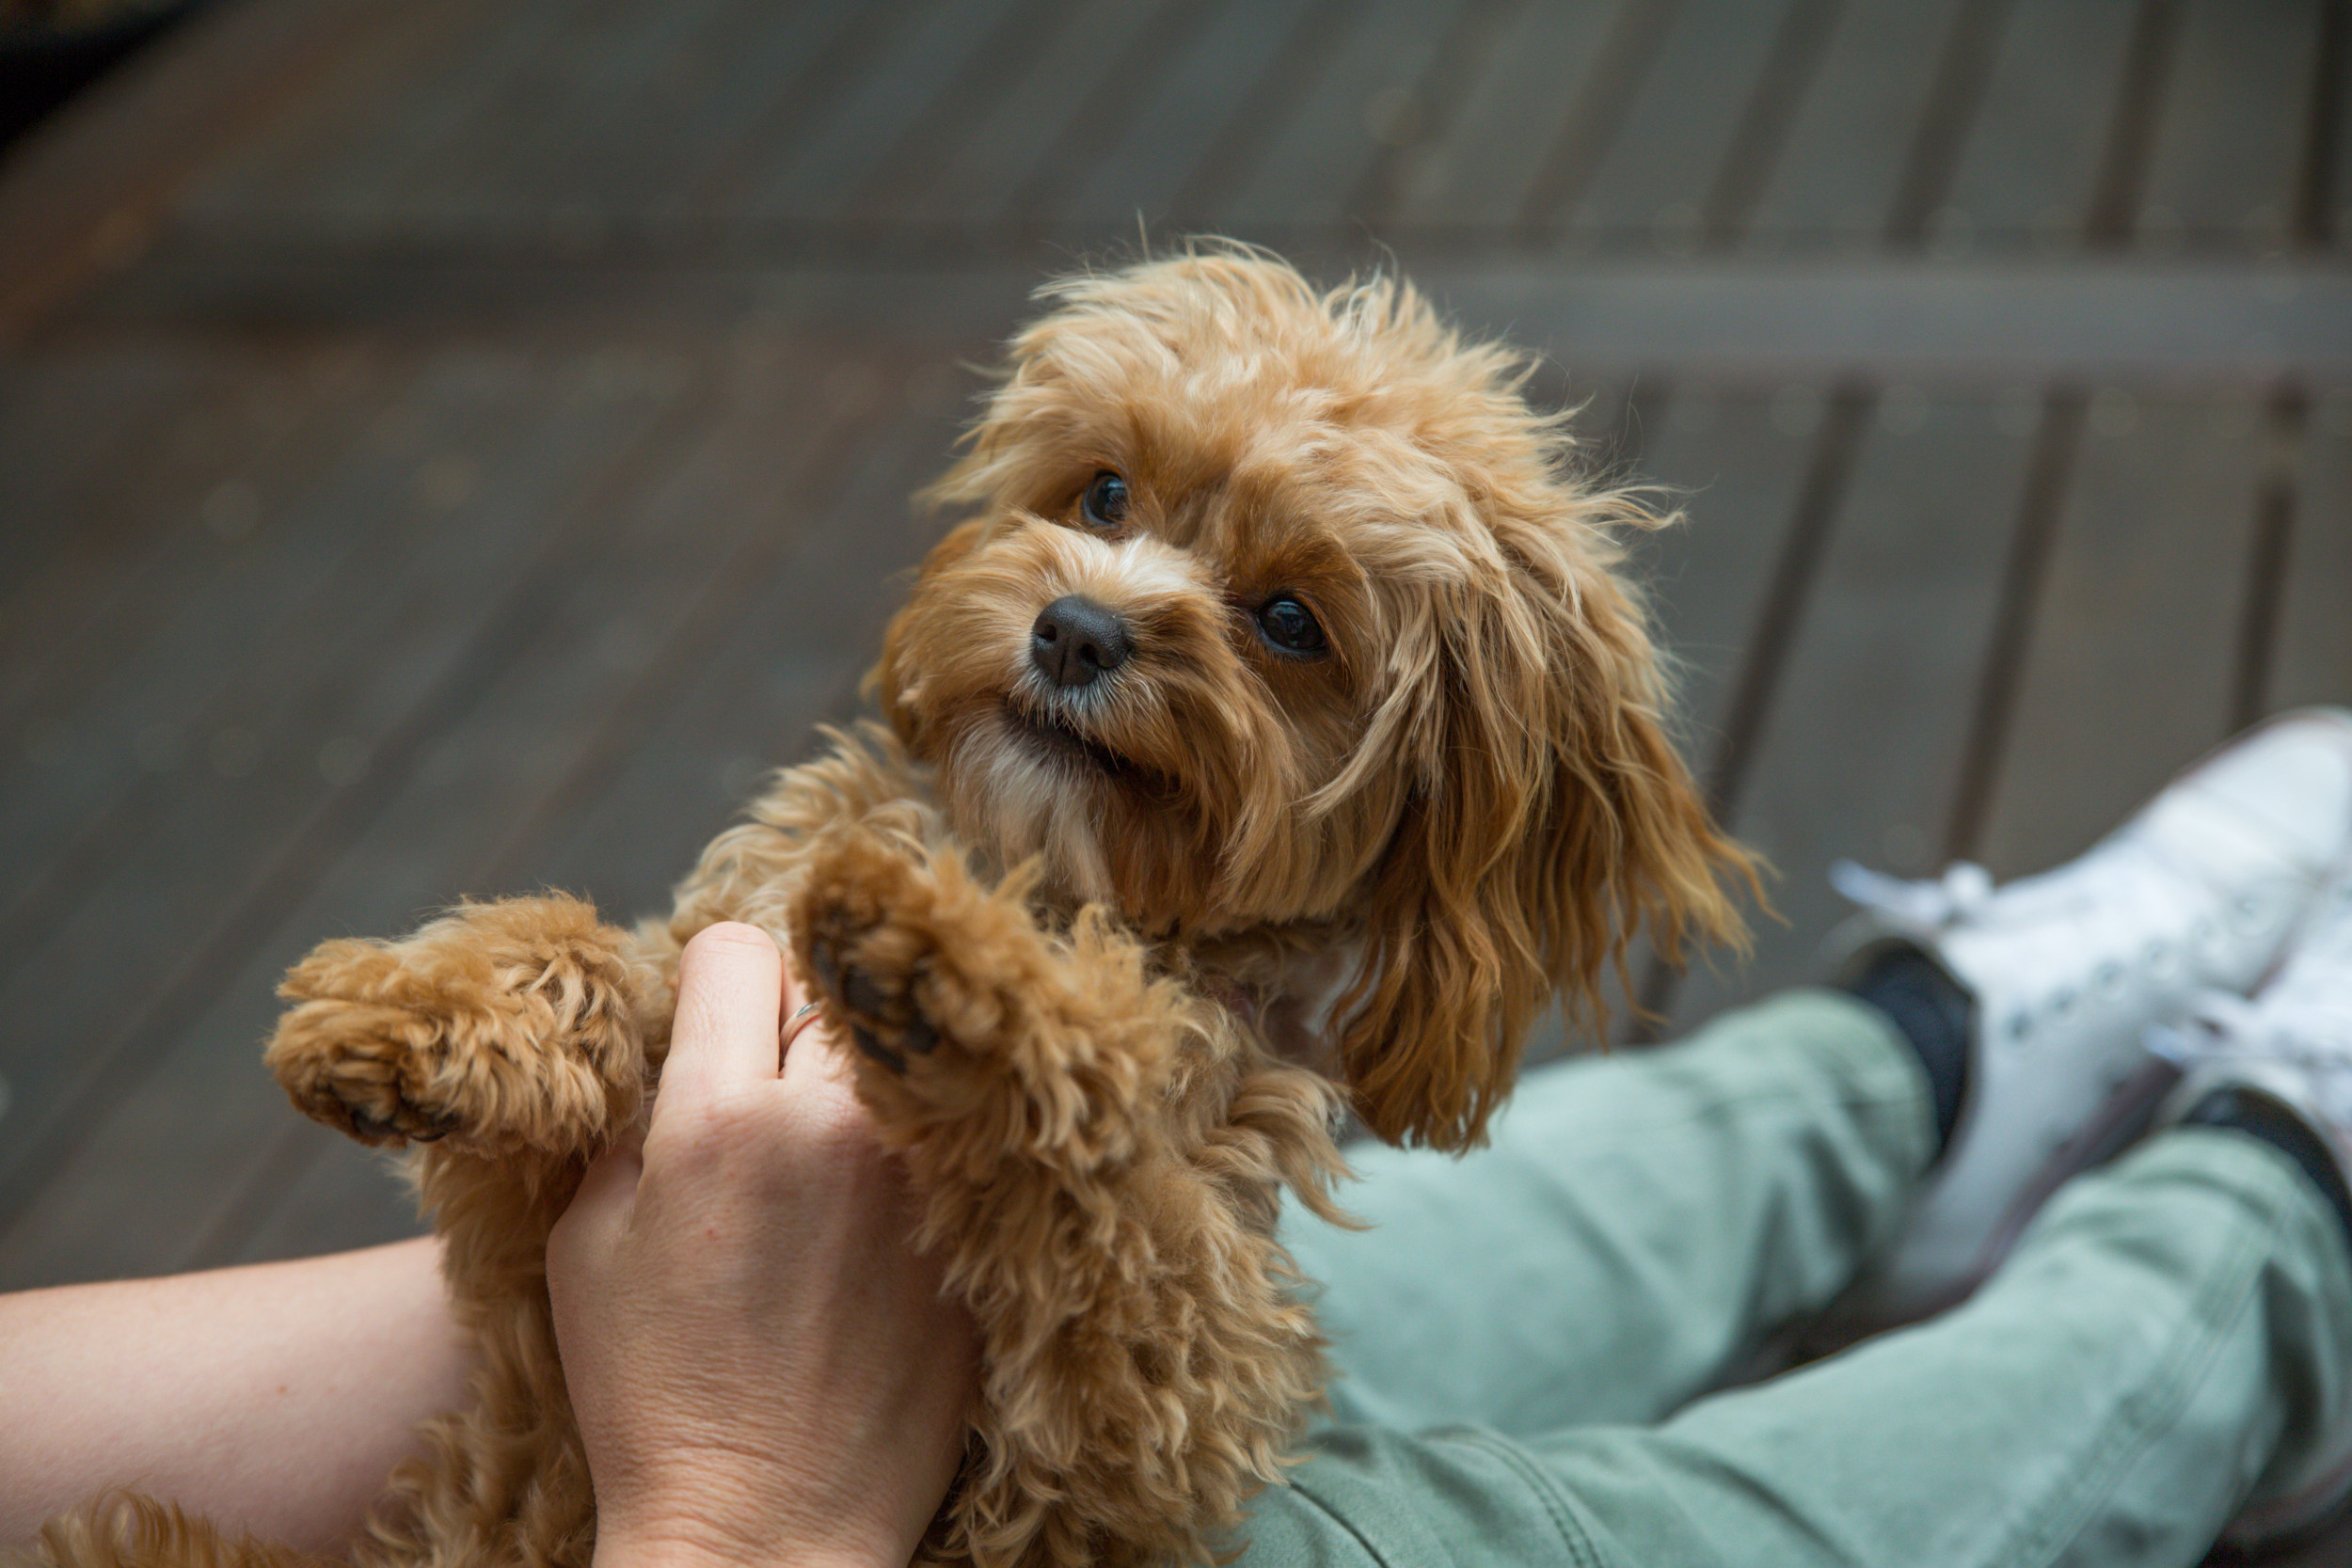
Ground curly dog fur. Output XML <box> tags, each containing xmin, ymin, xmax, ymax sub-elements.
<box><xmin>29</xmin><ymin>246</ymin><xmax>1750</xmax><ymax>1568</ymax></box>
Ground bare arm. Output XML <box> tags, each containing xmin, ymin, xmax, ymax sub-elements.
<box><xmin>0</xmin><ymin>1236</ymin><xmax>470</xmax><ymax>1554</ymax></box>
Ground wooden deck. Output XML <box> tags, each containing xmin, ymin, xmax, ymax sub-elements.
<box><xmin>1</xmin><ymin>1</ymin><xmax>2348</xmax><ymax>1556</ymax></box>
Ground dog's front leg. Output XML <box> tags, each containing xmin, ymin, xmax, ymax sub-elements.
<box><xmin>266</xmin><ymin>894</ymin><xmax>652</xmax><ymax>1163</ymax></box>
<box><xmin>789</xmin><ymin>828</ymin><xmax>1343</xmax><ymax>1568</ymax></box>
<box><xmin>262</xmin><ymin>895</ymin><xmax>659</xmax><ymax>1568</ymax></box>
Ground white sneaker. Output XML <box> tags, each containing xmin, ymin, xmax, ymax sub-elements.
<box><xmin>2151</xmin><ymin>864</ymin><xmax>2352</xmax><ymax>1548</ymax></box>
<box><xmin>1828</xmin><ymin>708</ymin><xmax>2352</xmax><ymax>1328</ymax></box>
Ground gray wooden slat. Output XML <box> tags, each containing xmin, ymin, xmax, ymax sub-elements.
<box><xmin>1381</xmin><ymin>0</ymin><xmax>1622</xmax><ymax>231</ymax></box>
<box><xmin>1052</xmin><ymin>0</ymin><xmax>1324</xmax><ymax>231</ymax></box>
<box><xmin>1670</xmin><ymin>392</ymin><xmax>2035</xmax><ymax>1032</ymax></box>
<box><xmin>0</xmin><ymin>342</ymin><xmax>210</xmax><ymax>671</ymax></box>
<box><xmin>1343</xmin><ymin>0</ymin><xmax>1527</xmax><ymax>229</ymax></box>
<box><xmin>0</xmin><ymin>0</ymin><xmax>400</xmax><ymax>345</ymax></box>
<box><xmin>1214</xmin><ymin>0</ymin><xmax>1467</xmax><ymax>233</ymax></box>
<box><xmin>291</xmin><ymin>5</ymin><xmax>586</xmax><ymax>236</ymax></box>
<box><xmin>1598</xmin><ymin>386</ymin><xmax>1823</xmax><ymax>1036</ymax></box>
<box><xmin>626</xmin><ymin>0</ymin><xmax>898</xmax><ymax>227</ymax></box>
<box><xmin>841</xmin><ymin>0</ymin><xmax>1092</xmax><ymax>227</ymax></box>
<box><xmin>1554</xmin><ymin>0</ymin><xmax>1798</xmax><ymax>248</ymax></box>
<box><xmin>533</xmin><ymin>378</ymin><xmax>970</xmax><ymax>911</ymax></box>
<box><xmin>2268</xmin><ymin>390</ymin><xmax>2352</xmax><ymax>714</ymax></box>
<box><xmin>2137</xmin><ymin>0</ymin><xmax>2325</xmax><ymax>250</ymax></box>
<box><xmin>0</xmin><ymin>343</ymin><xmax>895</xmax><ymax>1289</ymax></box>
<box><xmin>1932</xmin><ymin>0</ymin><xmax>2142</xmax><ymax>249</ymax></box>
<box><xmin>0</xmin><ymin>356</ymin><xmax>690</xmax><ymax>1233</ymax></box>
<box><xmin>401</xmin><ymin>0</ymin><xmax>670</xmax><ymax>233</ymax></box>
<box><xmin>1612</xmin><ymin>387</ymin><xmax>1824</xmax><ymax>794</ymax></box>
<box><xmin>175</xmin><ymin>0</ymin><xmax>510</xmax><ymax>235</ymax></box>
<box><xmin>437</xmin><ymin>0</ymin><xmax>752</xmax><ymax>232</ymax></box>
<box><xmin>740</xmin><ymin>0</ymin><xmax>1031</xmax><ymax>224</ymax></box>
<box><xmin>851</xmin><ymin>0</ymin><xmax>1162</xmax><ymax>230</ymax></box>
<box><xmin>1743</xmin><ymin>0</ymin><xmax>1977</xmax><ymax>251</ymax></box>
<box><xmin>1978</xmin><ymin>390</ymin><xmax>2267</xmax><ymax>879</ymax></box>
<box><xmin>1</xmin><ymin>355</ymin><xmax>524</xmax><ymax>944</ymax></box>
<box><xmin>2</xmin><ymin>343</ymin><xmax>401</xmax><ymax>756</ymax></box>
<box><xmin>222</xmin><ymin>1132</ymin><xmax>421</xmax><ymax>1270</ymax></box>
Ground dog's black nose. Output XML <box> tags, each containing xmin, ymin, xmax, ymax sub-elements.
<box><xmin>1030</xmin><ymin>595</ymin><xmax>1131</xmax><ymax>689</ymax></box>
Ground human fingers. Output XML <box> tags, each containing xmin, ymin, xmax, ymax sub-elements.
<box><xmin>656</xmin><ymin>923</ymin><xmax>786</xmax><ymax>1114</ymax></box>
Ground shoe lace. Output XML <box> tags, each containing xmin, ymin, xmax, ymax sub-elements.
<box><xmin>1830</xmin><ymin>860</ymin><xmax>1995</xmax><ymax>927</ymax></box>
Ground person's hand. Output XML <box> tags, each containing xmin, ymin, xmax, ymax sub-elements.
<box><xmin>548</xmin><ymin>923</ymin><xmax>978</xmax><ymax>1568</ymax></box>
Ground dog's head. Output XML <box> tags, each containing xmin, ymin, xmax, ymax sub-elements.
<box><xmin>875</xmin><ymin>247</ymin><xmax>1749</xmax><ymax>1148</ymax></box>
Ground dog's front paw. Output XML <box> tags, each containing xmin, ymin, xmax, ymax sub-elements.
<box><xmin>265</xmin><ymin>897</ymin><xmax>644</xmax><ymax>1154</ymax></box>
<box><xmin>788</xmin><ymin>829</ymin><xmax>1037</xmax><ymax>1120</ymax></box>
<box><xmin>268</xmin><ymin>952</ymin><xmax>477</xmax><ymax>1147</ymax></box>
<box><xmin>804</xmin><ymin>925</ymin><xmax>939</xmax><ymax>1075</ymax></box>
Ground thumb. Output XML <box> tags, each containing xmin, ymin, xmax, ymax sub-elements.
<box><xmin>549</xmin><ymin>1131</ymin><xmax>644</xmax><ymax>1274</ymax></box>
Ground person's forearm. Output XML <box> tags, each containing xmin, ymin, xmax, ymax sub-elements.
<box><xmin>0</xmin><ymin>1237</ymin><xmax>471</xmax><ymax>1553</ymax></box>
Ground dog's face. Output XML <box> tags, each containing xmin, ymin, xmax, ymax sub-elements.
<box><xmin>876</xmin><ymin>250</ymin><xmax>1745</xmax><ymax>1148</ymax></box>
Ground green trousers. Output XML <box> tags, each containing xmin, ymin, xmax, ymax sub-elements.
<box><xmin>1249</xmin><ymin>990</ymin><xmax>2352</xmax><ymax>1568</ymax></box>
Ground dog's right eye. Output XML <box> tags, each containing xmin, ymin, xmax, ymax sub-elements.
<box><xmin>1080</xmin><ymin>471</ymin><xmax>1130</xmax><ymax>529</ymax></box>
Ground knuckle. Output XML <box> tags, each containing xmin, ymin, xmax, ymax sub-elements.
<box><xmin>681</xmin><ymin>922</ymin><xmax>779</xmax><ymax>970</ymax></box>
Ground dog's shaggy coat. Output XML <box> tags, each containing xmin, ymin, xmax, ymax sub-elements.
<box><xmin>32</xmin><ymin>248</ymin><xmax>1748</xmax><ymax>1568</ymax></box>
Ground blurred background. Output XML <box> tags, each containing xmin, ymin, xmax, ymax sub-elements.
<box><xmin>0</xmin><ymin>0</ymin><xmax>2345</xmax><ymax>1479</ymax></box>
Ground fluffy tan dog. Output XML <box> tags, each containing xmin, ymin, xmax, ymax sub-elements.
<box><xmin>37</xmin><ymin>247</ymin><xmax>1746</xmax><ymax>1568</ymax></box>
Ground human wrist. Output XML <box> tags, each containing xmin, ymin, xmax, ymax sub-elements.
<box><xmin>592</xmin><ymin>1515</ymin><xmax>906</xmax><ymax>1568</ymax></box>
<box><xmin>591</xmin><ymin>1471</ymin><xmax>914</xmax><ymax>1568</ymax></box>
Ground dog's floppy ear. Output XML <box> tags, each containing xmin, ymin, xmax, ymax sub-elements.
<box><xmin>1332</xmin><ymin>519</ymin><xmax>1753</xmax><ymax>1152</ymax></box>
<box><xmin>869</xmin><ymin>518</ymin><xmax>987</xmax><ymax>743</ymax></box>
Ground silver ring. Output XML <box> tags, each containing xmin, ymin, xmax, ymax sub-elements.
<box><xmin>780</xmin><ymin>999</ymin><xmax>825</xmax><ymax>1051</ymax></box>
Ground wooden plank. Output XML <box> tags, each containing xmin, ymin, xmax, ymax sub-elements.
<box><xmin>617</xmin><ymin>0</ymin><xmax>889</xmax><ymax>228</ymax></box>
<box><xmin>0</xmin><ymin>0</ymin><xmax>400</xmax><ymax>345</ymax></box>
<box><xmin>850</xmin><ymin>0</ymin><xmax>1163</xmax><ymax>230</ymax></box>
<box><xmin>1977</xmin><ymin>390</ymin><xmax>2266</xmax><ymax>879</ymax></box>
<box><xmin>0</xmin><ymin>355</ymin><xmax>691</xmax><ymax>1239</ymax></box>
<box><xmin>427</xmin><ymin>0</ymin><xmax>751</xmax><ymax>233</ymax></box>
<box><xmin>1050</xmin><ymin>0</ymin><xmax>1327</xmax><ymax>231</ymax></box>
<box><xmin>1343</xmin><ymin>0</ymin><xmax>1527</xmax><ymax>230</ymax></box>
<box><xmin>2137</xmin><ymin>0</ymin><xmax>2325</xmax><ymax>249</ymax></box>
<box><xmin>1743</xmin><ymin>0</ymin><xmax>1978</xmax><ymax>249</ymax></box>
<box><xmin>1670</xmin><ymin>392</ymin><xmax>2035</xmax><ymax>1032</ymax></box>
<box><xmin>1214</xmin><ymin>0</ymin><xmax>1469</xmax><ymax>233</ymax></box>
<box><xmin>532</xmin><ymin>376</ymin><xmax>970</xmax><ymax>912</ymax></box>
<box><xmin>1549</xmin><ymin>0</ymin><xmax>1797</xmax><ymax>247</ymax></box>
<box><xmin>1629</xmin><ymin>387</ymin><xmax>1833</xmax><ymax>751</ymax></box>
<box><xmin>0</xmin><ymin>351</ymin><xmax>546</xmax><ymax>967</ymax></box>
<box><xmin>1605</xmin><ymin>385</ymin><xmax>1823</xmax><ymax>1037</ymax></box>
<box><xmin>1380</xmin><ymin>0</ymin><xmax>1622</xmax><ymax>231</ymax></box>
<box><xmin>0</xmin><ymin>343</ymin><xmax>898</xmax><ymax>1289</ymax></box>
<box><xmin>310</xmin><ymin>3</ymin><xmax>617</xmax><ymax>237</ymax></box>
<box><xmin>1933</xmin><ymin>0</ymin><xmax>2142</xmax><ymax>248</ymax></box>
<box><xmin>220</xmin><ymin>1132</ymin><xmax>421</xmax><ymax>1270</ymax></box>
<box><xmin>2267</xmin><ymin>389</ymin><xmax>2352</xmax><ymax>714</ymax></box>
<box><xmin>0</xmin><ymin>341</ymin><xmax>208</xmax><ymax>668</ymax></box>
<box><xmin>1</xmin><ymin>341</ymin><xmax>401</xmax><ymax>758</ymax></box>
<box><xmin>739</xmin><ymin>0</ymin><xmax>1034</xmax><ymax>224</ymax></box>
<box><xmin>681</xmin><ymin>1</ymin><xmax>958</xmax><ymax>229</ymax></box>
<box><xmin>174</xmin><ymin>0</ymin><xmax>498</xmax><ymax>236</ymax></box>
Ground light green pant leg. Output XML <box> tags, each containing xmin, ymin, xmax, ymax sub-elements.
<box><xmin>1514</xmin><ymin>1127</ymin><xmax>2352</xmax><ymax>1568</ymax></box>
<box><xmin>1284</xmin><ymin>989</ymin><xmax>1934</xmax><ymax>1435</ymax></box>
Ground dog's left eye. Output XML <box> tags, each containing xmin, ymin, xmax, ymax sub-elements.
<box><xmin>1255</xmin><ymin>594</ymin><xmax>1327</xmax><ymax>657</ymax></box>
<box><xmin>1080</xmin><ymin>471</ymin><xmax>1129</xmax><ymax>529</ymax></box>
